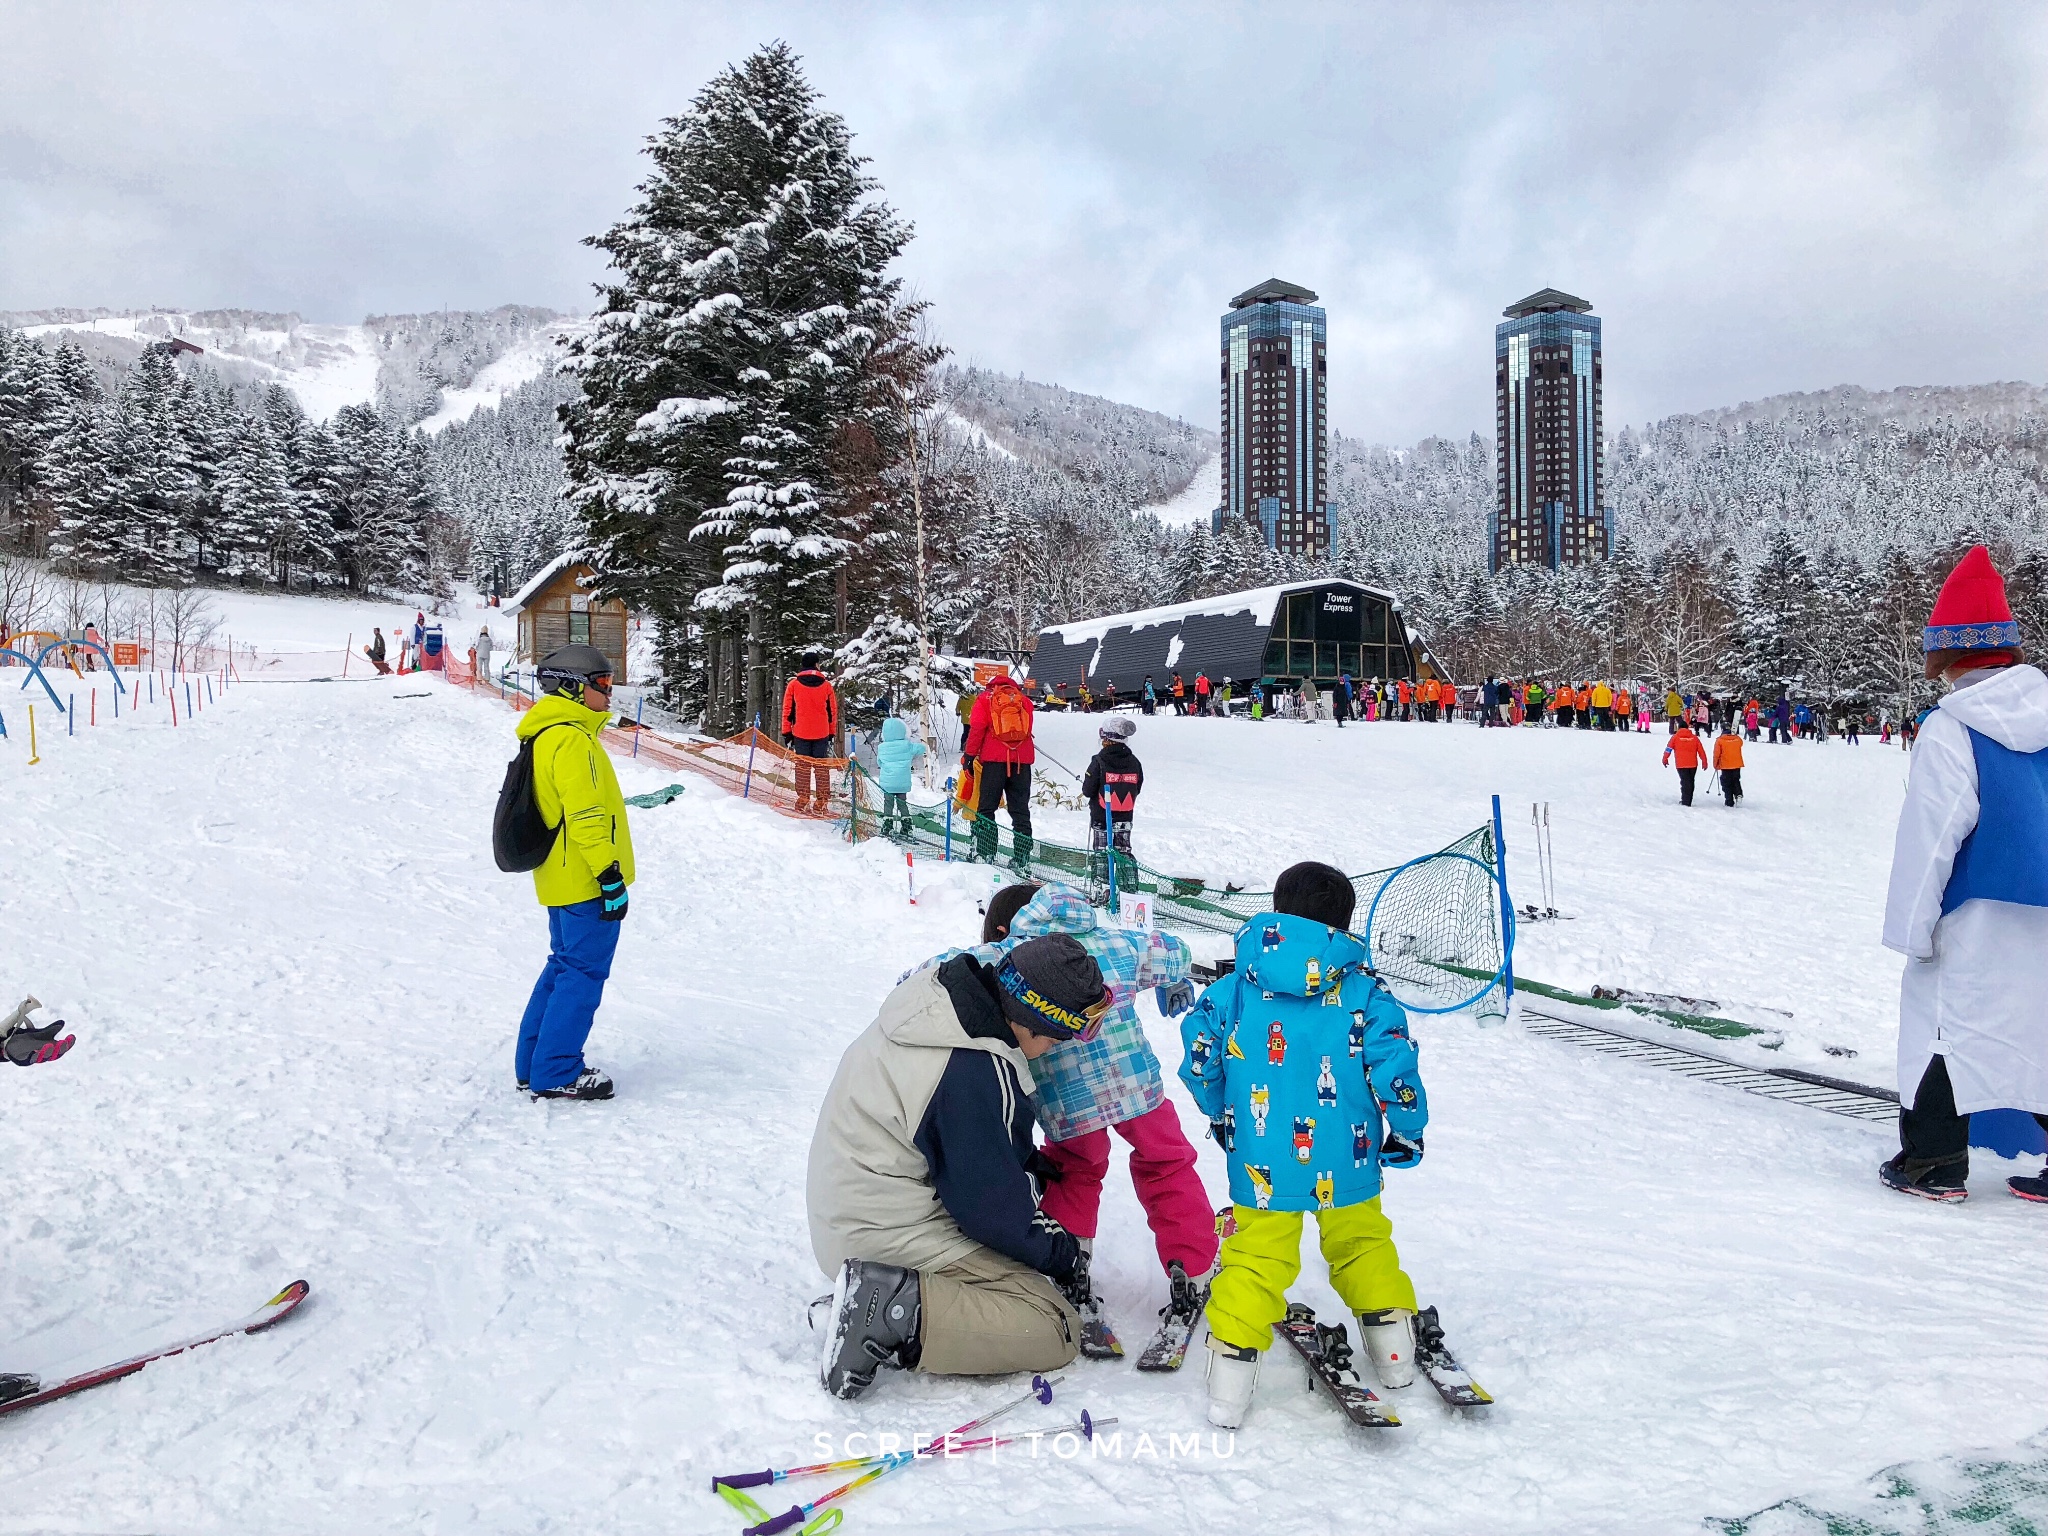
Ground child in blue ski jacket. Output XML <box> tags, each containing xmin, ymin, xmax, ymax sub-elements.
<box><xmin>1179</xmin><ymin>860</ymin><xmax>1430</xmax><ymax>1428</ymax></box>
<box><xmin>876</xmin><ymin>716</ymin><xmax>927</xmax><ymax>836</ymax></box>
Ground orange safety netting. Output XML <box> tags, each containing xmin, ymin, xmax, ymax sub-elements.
<box><xmin>439</xmin><ymin>659</ymin><xmax>855</xmax><ymax>824</ymax></box>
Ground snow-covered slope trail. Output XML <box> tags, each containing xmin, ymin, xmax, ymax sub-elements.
<box><xmin>1</xmin><ymin>678</ymin><xmax>2042</xmax><ymax>1534</ymax></box>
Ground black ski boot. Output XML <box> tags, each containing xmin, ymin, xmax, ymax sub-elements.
<box><xmin>532</xmin><ymin>1068</ymin><xmax>614</xmax><ymax>1102</ymax></box>
<box><xmin>1879</xmin><ymin>1150</ymin><xmax>1968</xmax><ymax>1202</ymax></box>
<box><xmin>0</xmin><ymin>1373</ymin><xmax>39</xmax><ymax>1407</ymax></box>
<box><xmin>2008</xmin><ymin>1169</ymin><xmax>2048</xmax><ymax>1204</ymax></box>
<box><xmin>820</xmin><ymin>1259</ymin><xmax>922</xmax><ymax>1399</ymax></box>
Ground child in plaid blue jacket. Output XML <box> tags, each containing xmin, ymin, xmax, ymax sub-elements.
<box><xmin>919</xmin><ymin>881</ymin><xmax>1220</xmax><ymax>1331</ymax></box>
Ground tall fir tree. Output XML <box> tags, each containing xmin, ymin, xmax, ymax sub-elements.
<box><xmin>562</xmin><ymin>41</ymin><xmax>913</xmax><ymax>728</ymax></box>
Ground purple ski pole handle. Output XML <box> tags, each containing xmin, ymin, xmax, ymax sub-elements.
<box><xmin>1081</xmin><ymin>1409</ymin><xmax>1094</xmax><ymax>1440</ymax></box>
<box><xmin>745</xmin><ymin>1506</ymin><xmax>807</xmax><ymax>1536</ymax></box>
<box><xmin>712</xmin><ymin>1470</ymin><xmax>776</xmax><ymax>1491</ymax></box>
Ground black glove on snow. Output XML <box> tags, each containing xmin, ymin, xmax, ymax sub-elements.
<box><xmin>3</xmin><ymin>1018</ymin><xmax>74</xmax><ymax>1066</ymax></box>
<box><xmin>596</xmin><ymin>862</ymin><xmax>628</xmax><ymax>923</ymax></box>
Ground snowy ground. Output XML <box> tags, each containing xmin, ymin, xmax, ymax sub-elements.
<box><xmin>3</xmin><ymin>655</ymin><xmax>2043</xmax><ymax>1535</ymax></box>
<box><xmin>1019</xmin><ymin>710</ymin><xmax>1915</xmax><ymax>1077</ymax></box>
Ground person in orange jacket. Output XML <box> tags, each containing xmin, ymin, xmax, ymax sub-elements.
<box><xmin>1711</xmin><ymin>726</ymin><xmax>1745</xmax><ymax>806</ymax></box>
<box><xmin>1419</xmin><ymin>675</ymin><xmax>1439</xmax><ymax>722</ymax></box>
<box><xmin>782</xmin><ymin>650</ymin><xmax>841</xmax><ymax>815</ymax></box>
<box><xmin>1397</xmin><ymin>678</ymin><xmax>1413</xmax><ymax>720</ymax></box>
<box><xmin>1663</xmin><ymin>722</ymin><xmax>1708</xmax><ymax>806</ymax></box>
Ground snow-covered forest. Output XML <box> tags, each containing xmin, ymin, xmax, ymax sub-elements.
<box><xmin>7</xmin><ymin>45</ymin><xmax>2047</xmax><ymax>726</ymax></box>
<box><xmin>0</xmin><ymin>330</ymin><xmax>447</xmax><ymax>599</ymax></box>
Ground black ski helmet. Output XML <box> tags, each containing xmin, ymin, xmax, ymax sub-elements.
<box><xmin>800</xmin><ymin>649</ymin><xmax>825</xmax><ymax>671</ymax></box>
<box><xmin>537</xmin><ymin>644</ymin><xmax>614</xmax><ymax>698</ymax></box>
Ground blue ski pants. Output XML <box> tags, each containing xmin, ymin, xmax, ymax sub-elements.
<box><xmin>517</xmin><ymin>898</ymin><xmax>621</xmax><ymax>1091</ymax></box>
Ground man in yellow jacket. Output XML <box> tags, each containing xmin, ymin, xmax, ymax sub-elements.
<box><xmin>515</xmin><ymin>645</ymin><xmax>636</xmax><ymax>1100</ymax></box>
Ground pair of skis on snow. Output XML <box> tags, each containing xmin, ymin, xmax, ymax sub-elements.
<box><xmin>0</xmin><ymin>1280</ymin><xmax>310</xmax><ymax>1419</ymax></box>
<box><xmin>1274</xmin><ymin>1302</ymin><xmax>1492</xmax><ymax>1428</ymax></box>
<box><xmin>1084</xmin><ymin>1203</ymin><xmax>1494</xmax><ymax>1422</ymax></box>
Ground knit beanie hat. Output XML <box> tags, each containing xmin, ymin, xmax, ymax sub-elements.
<box><xmin>993</xmin><ymin>935</ymin><xmax>1108</xmax><ymax>1040</ymax></box>
<box><xmin>1099</xmin><ymin>716</ymin><xmax>1135</xmax><ymax>741</ymax></box>
<box><xmin>1924</xmin><ymin>545</ymin><xmax>2021</xmax><ymax>654</ymax></box>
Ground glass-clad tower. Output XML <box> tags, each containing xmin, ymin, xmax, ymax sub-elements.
<box><xmin>1493</xmin><ymin>287</ymin><xmax>1610</xmax><ymax>571</ymax></box>
<box><xmin>1218</xmin><ymin>279</ymin><xmax>1329</xmax><ymax>557</ymax></box>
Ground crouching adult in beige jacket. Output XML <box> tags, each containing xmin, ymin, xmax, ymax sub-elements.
<box><xmin>808</xmin><ymin>936</ymin><xmax>1108</xmax><ymax>1399</ymax></box>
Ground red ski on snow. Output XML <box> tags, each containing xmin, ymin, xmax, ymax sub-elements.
<box><xmin>0</xmin><ymin>1280</ymin><xmax>310</xmax><ymax>1418</ymax></box>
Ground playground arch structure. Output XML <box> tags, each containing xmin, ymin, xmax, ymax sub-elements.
<box><xmin>3</xmin><ymin>635</ymin><xmax>129</xmax><ymax>713</ymax></box>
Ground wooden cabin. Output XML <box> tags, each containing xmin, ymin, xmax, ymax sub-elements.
<box><xmin>506</xmin><ymin>551</ymin><xmax>631</xmax><ymax>681</ymax></box>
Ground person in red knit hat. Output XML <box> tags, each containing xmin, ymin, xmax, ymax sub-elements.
<box><xmin>1880</xmin><ymin>545</ymin><xmax>2048</xmax><ymax>1203</ymax></box>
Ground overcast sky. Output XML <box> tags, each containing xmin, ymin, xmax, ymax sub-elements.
<box><xmin>5</xmin><ymin>2</ymin><xmax>2045</xmax><ymax>442</ymax></box>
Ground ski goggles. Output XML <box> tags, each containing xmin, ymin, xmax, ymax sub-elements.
<box><xmin>994</xmin><ymin>960</ymin><xmax>1111</xmax><ymax>1042</ymax></box>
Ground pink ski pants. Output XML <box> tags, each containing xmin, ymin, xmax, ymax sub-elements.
<box><xmin>1040</xmin><ymin>1100</ymin><xmax>1219</xmax><ymax>1275</ymax></box>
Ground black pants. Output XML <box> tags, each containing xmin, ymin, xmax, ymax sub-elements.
<box><xmin>973</xmin><ymin>761</ymin><xmax>1033</xmax><ymax>863</ymax></box>
<box><xmin>1677</xmin><ymin>768</ymin><xmax>1696</xmax><ymax>806</ymax></box>
<box><xmin>1720</xmin><ymin>768</ymin><xmax>1741</xmax><ymax>804</ymax></box>
<box><xmin>1900</xmin><ymin>1055</ymin><xmax>2048</xmax><ymax>1168</ymax></box>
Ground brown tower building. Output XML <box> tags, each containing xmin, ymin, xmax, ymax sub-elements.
<box><xmin>1217</xmin><ymin>279</ymin><xmax>1329</xmax><ymax>557</ymax></box>
<box><xmin>1493</xmin><ymin>287</ymin><xmax>1609</xmax><ymax>570</ymax></box>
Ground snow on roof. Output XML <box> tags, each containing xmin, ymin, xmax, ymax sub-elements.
<box><xmin>1035</xmin><ymin>578</ymin><xmax>1398</xmax><ymax>650</ymax></box>
<box><xmin>505</xmin><ymin>549</ymin><xmax>592</xmax><ymax>613</ymax></box>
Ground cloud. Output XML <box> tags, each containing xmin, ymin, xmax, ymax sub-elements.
<box><xmin>4</xmin><ymin>0</ymin><xmax>2044</xmax><ymax>443</ymax></box>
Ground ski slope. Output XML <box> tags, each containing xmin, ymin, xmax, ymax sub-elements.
<box><xmin>1</xmin><ymin>651</ymin><xmax>2042</xmax><ymax>1534</ymax></box>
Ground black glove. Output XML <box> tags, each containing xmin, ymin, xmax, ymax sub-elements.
<box><xmin>1155</xmin><ymin>979</ymin><xmax>1197</xmax><ymax>1017</ymax></box>
<box><xmin>1025</xmin><ymin>1147</ymin><xmax>1064</xmax><ymax>1185</ymax></box>
<box><xmin>1380</xmin><ymin>1131</ymin><xmax>1424</xmax><ymax>1170</ymax></box>
<box><xmin>596</xmin><ymin>862</ymin><xmax>629</xmax><ymax>922</ymax></box>
<box><xmin>3</xmin><ymin>1017</ymin><xmax>74</xmax><ymax>1066</ymax></box>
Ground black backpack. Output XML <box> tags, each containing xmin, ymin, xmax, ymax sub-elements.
<box><xmin>492</xmin><ymin>724</ymin><xmax>576</xmax><ymax>872</ymax></box>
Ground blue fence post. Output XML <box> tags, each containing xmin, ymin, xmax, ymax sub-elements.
<box><xmin>68</xmin><ymin>694</ymin><xmax>75</xmax><ymax>736</ymax></box>
<box><xmin>632</xmin><ymin>693</ymin><xmax>644</xmax><ymax>759</ymax></box>
<box><xmin>1107</xmin><ymin>829</ymin><xmax>1119</xmax><ymax>915</ymax></box>
<box><xmin>742</xmin><ymin>714</ymin><xmax>761</xmax><ymax>799</ymax></box>
<box><xmin>1491</xmin><ymin>794</ymin><xmax>1516</xmax><ymax>1003</ymax></box>
<box><xmin>944</xmin><ymin>779</ymin><xmax>954</xmax><ymax>861</ymax></box>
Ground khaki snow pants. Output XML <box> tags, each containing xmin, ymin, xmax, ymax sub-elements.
<box><xmin>916</xmin><ymin>1246</ymin><xmax>1078</xmax><ymax>1376</ymax></box>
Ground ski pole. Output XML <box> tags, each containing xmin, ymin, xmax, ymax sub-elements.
<box><xmin>715</xmin><ymin>1373</ymin><xmax>1058</xmax><ymax>1495</ymax></box>
<box><xmin>734</xmin><ymin>1406</ymin><xmax>1103</xmax><ymax>1536</ymax></box>
<box><xmin>906</xmin><ymin>849</ymin><xmax>916</xmax><ymax>904</ymax></box>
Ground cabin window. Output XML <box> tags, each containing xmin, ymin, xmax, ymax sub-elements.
<box><xmin>1263</xmin><ymin>640</ymin><xmax>1287</xmax><ymax>675</ymax></box>
<box><xmin>1316</xmin><ymin>643</ymin><xmax>1338</xmax><ymax>676</ymax></box>
<box><xmin>568</xmin><ymin>612</ymin><xmax>591</xmax><ymax>645</ymax></box>
<box><xmin>1289</xmin><ymin>640</ymin><xmax>1314</xmax><ymax>675</ymax></box>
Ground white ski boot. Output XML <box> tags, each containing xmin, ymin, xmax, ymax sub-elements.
<box><xmin>1355</xmin><ymin>1308</ymin><xmax>1416</xmax><ymax>1389</ymax></box>
<box><xmin>1204</xmin><ymin>1337</ymin><xmax>1261</xmax><ymax>1428</ymax></box>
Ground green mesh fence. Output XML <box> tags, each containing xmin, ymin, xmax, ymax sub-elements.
<box><xmin>1710</xmin><ymin>1435</ymin><xmax>2048</xmax><ymax>1535</ymax></box>
<box><xmin>850</xmin><ymin>767</ymin><xmax>1509</xmax><ymax>1015</ymax></box>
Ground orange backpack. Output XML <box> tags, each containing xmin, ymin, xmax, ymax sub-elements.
<box><xmin>986</xmin><ymin>681</ymin><xmax>1032</xmax><ymax>747</ymax></box>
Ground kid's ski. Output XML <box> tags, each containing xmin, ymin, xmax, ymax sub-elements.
<box><xmin>0</xmin><ymin>1279</ymin><xmax>311</xmax><ymax>1418</ymax></box>
<box><xmin>1134</xmin><ymin>1265</ymin><xmax>1207</xmax><ymax>1373</ymax></box>
<box><xmin>1414</xmin><ymin>1305</ymin><xmax>1493</xmax><ymax>1408</ymax></box>
<box><xmin>1077</xmin><ymin>1302</ymin><xmax>1124</xmax><ymax>1361</ymax></box>
<box><xmin>1273</xmin><ymin>1303</ymin><xmax>1400</xmax><ymax>1428</ymax></box>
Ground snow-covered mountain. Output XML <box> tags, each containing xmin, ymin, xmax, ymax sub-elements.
<box><xmin>0</xmin><ymin>305</ymin><xmax>586</xmax><ymax>429</ymax></box>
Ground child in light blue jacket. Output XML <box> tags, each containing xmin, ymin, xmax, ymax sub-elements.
<box><xmin>876</xmin><ymin>716</ymin><xmax>926</xmax><ymax>835</ymax></box>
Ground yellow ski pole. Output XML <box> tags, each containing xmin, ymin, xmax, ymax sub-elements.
<box><xmin>27</xmin><ymin>704</ymin><xmax>40</xmax><ymax>765</ymax></box>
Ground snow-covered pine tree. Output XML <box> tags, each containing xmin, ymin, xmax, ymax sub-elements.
<box><xmin>1737</xmin><ymin>528</ymin><xmax>1818</xmax><ymax>695</ymax></box>
<box><xmin>564</xmin><ymin>41</ymin><xmax>912</xmax><ymax>729</ymax></box>
<box><xmin>107</xmin><ymin>349</ymin><xmax>198</xmax><ymax>583</ymax></box>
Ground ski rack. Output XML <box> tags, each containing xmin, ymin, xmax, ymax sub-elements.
<box><xmin>1518</xmin><ymin>999</ymin><xmax>1897</xmax><ymax>1123</ymax></box>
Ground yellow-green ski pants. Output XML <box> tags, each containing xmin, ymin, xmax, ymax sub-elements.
<box><xmin>1205</xmin><ymin>1198</ymin><xmax>1417</xmax><ymax>1352</ymax></box>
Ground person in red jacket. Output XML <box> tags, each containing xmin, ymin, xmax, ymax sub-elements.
<box><xmin>1662</xmin><ymin>722</ymin><xmax>1708</xmax><ymax>806</ymax></box>
<box><xmin>964</xmin><ymin>672</ymin><xmax>1036</xmax><ymax>868</ymax></box>
<box><xmin>782</xmin><ymin>651</ymin><xmax>840</xmax><ymax>815</ymax></box>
